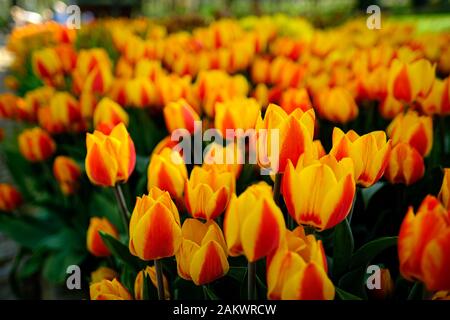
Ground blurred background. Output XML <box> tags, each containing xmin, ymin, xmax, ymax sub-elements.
<box><xmin>0</xmin><ymin>0</ymin><xmax>449</xmax><ymax>300</ymax></box>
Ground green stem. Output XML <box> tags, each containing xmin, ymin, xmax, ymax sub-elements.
<box><xmin>273</xmin><ymin>173</ymin><xmax>282</xmax><ymax>206</ymax></box>
<box><xmin>113</xmin><ymin>184</ymin><xmax>130</xmax><ymax>236</ymax></box>
<box><xmin>247</xmin><ymin>260</ymin><xmax>256</xmax><ymax>300</ymax></box>
<box><xmin>154</xmin><ymin>259</ymin><xmax>165</xmax><ymax>300</ymax></box>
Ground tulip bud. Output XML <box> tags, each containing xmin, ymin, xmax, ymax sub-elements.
<box><xmin>256</xmin><ymin>104</ymin><xmax>315</xmax><ymax>173</ymax></box>
<box><xmin>438</xmin><ymin>168</ymin><xmax>450</xmax><ymax>210</ymax></box>
<box><xmin>379</xmin><ymin>95</ymin><xmax>404</xmax><ymax>120</ymax></box>
<box><xmin>388</xmin><ymin>58</ymin><xmax>435</xmax><ymax>103</ymax></box>
<box><xmin>90</xmin><ymin>279</ymin><xmax>132</xmax><ymax>300</ymax></box>
<box><xmin>418</xmin><ymin>78</ymin><xmax>445</xmax><ymax>116</ymax></box>
<box><xmin>93</xmin><ymin>97</ymin><xmax>129</xmax><ymax>134</ymax></box>
<box><xmin>163</xmin><ymin>99</ymin><xmax>200</xmax><ymax>134</ymax></box>
<box><xmin>0</xmin><ymin>93</ymin><xmax>19</xmax><ymax>119</ymax></box>
<box><xmin>432</xmin><ymin>291</ymin><xmax>450</xmax><ymax>300</ymax></box>
<box><xmin>18</xmin><ymin>127</ymin><xmax>56</xmax><ymax>162</ymax></box>
<box><xmin>91</xmin><ymin>267</ymin><xmax>118</xmax><ymax>284</ymax></box>
<box><xmin>316</xmin><ymin>87</ymin><xmax>358</xmax><ymax>124</ymax></box>
<box><xmin>203</xmin><ymin>142</ymin><xmax>243</xmax><ymax>179</ymax></box>
<box><xmin>86</xmin><ymin>217</ymin><xmax>119</xmax><ymax>257</ymax></box>
<box><xmin>280</xmin><ymin>88</ymin><xmax>312</xmax><ymax>114</ymax></box>
<box><xmin>368</xmin><ymin>268</ymin><xmax>394</xmax><ymax>300</ymax></box>
<box><xmin>330</xmin><ymin>128</ymin><xmax>391</xmax><ymax>187</ymax></box>
<box><xmin>49</xmin><ymin>92</ymin><xmax>83</xmax><ymax>130</ymax></box>
<box><xmin>129</xmin><ymin>187</ymin><xmax>182</xmax><ymax>260</ymax></box>
<box><xmin>398</xmin><ymin>196</ymin><xmax>450</xmax><ymax>291</ymax></box>
<box><xmin>384</xmin><ymin>143</ymin><xmax>425</xmax><ymax>186</ymax></box>
<box><xmin>214</xmin><ymin>98</ymin><xmax>261</xmax><ymax>138</ymax></box>
<box><xmin>32</xmin><ymin>47</ymin><xmax>62</xmax><ymax>81</ymax></box>
<box><xmin>53</xmin><ymin>156</ymin><xmax>82</xmax><ymax>195</ymax></box>
<box><xmin>85</xmin><ymin>123</ymin><xmax>136</xmax><ymax>187</ymax></box>
<box><xmin>21</xmin><ymin>86</ymin><xmax>54</xmax><ymax>121</ymax></box>
<box><xmin>147</xmin><ymin>147</ymin><xmax>188</xmax><ymax>200</ymax></box>
<box><xmin>283</xmin><ymin>155</ymin><xmax>356</xmax><ymax>230</ymax></box>
<box><xmin>83</xmin><ymin>63</ymin><xmax>113</xmax><ymax>95</ymax></box>
<box><xmin>134</xmin><ymin>266</ymin><xmax>170</xmax><ymax>300</ymax></box>
<box><xmin>0</xmin><ymin>184</ymin><xmax>23</xmax><ymax>212</ymax></box>
<box><xmin>185</xmin><ymin>166</ymin><xmax>235</xmax><ymax>221</ymax></box>
<box><xmin>387</xmin><ymin>110</ymin><xmax>433</xmax><ymax>157</ymax></box>
<box><xmin>126</xmin><ymin>77</ymin><xmax>157</xmax><ymax>108</ymax></box>
<box><xmin>176</xmin><ymin>219</ymin><xmax>229</xmax><ymax>285</ymax></box>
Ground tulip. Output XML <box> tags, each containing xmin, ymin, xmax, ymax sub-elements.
<box><xmin>282</xmin><ymin>155</ymin><xmax>355</xmax><ymax>230</ymax></box>
<box><xmin>203</xmin><ymin>142</ymin><xmax>243</xmax><ymax>179</ymax></box>
<box><xmin>163</xmin><ymin>99</ymin><xmax>200</xmax><ymax>134</ymax></box>
<box><xmin>126</xmin><ymin>77</ymin><xmax>157</xmax><ymax>108</ymax></box>
<box><xmin>147</xmin><ymin>147</ymin><xmax>188</xmax><ymax>200</ymax></box>
<box><xmin>18</xmin><ymin>127</ymin><xmax>56</xmax><ymax>162</ymax></box>
<box><xmin>185</xmin><ymin>165</ymin><xmax>235</xmax><ymax>220</ymax></box>
<box><xmin>267</xmin><ymin>226</ymin><xmax>333</xmax><ymax>300</ymax></box>
<box><xmin>85</xmin><ymin>123</ymin><xmax>136</xmax><ymax>187</ymax></box>
<box><xmin>225</xmin><ymin>187</ymin><xmax>285</xmax><ymax>262</ymax></box>
<box><xmin>175</xmin><ymin>219</ymin><xmax>229</xmax><ymax>285</ymax></box>
<box><xmin>438</xmin><ymin>168</ymin><xmax>450</xmax><ymax>210</ymax></box>
<box><xmin>134</xmin><ymin>266</ymin><xmax>170</xmax><ymax>300</ymax></box>
<box><xmin>379</xmin><ymin>94</ymin><xmax>404</xmax><ymax>120</ymax></box>
<box><xmin>387</xmin><ymin>110</ymin><xmax>433</xmax><ymax>157</ymax></box>
<box><xmin>93</xmin><ymin>97</ymin><xmax>129</xmax><ymax>134</ymax></box>
<box><xmin>32</xmin><ymin>47</ymin><xmax>62</xmax><ymax>80</ymax></box>
<box><xmin>21</xmin><ymin>86</ymin><xmax>54</xmax><ymax>121</ymax></box>
<box><xmin>214</xmin><ymin>98</ymin><xmax>261</xmax><ymax>138</ymax></box>
<box><xmin>83</xmin><ymin>63</ymin><xmax>113</xmax><ymax>95</ymax></box>
<box><xmin>279</xmin><ymin>88</ymin><xmax>312</xmax><ymax>114</ymax></box>
<box><xmin>91</xmin><ymin>267</ymin><xmax>118</xmax><ymax>284</ymax></box>
<box><xmin>49</xmin><ymin>92</ymin><xmax>83</xmax><ymax>130</ymax></box>
<box><xmin>368</xmin><ymin>268</ymin><xmax>394</xmax><ymax>300</ymax></box>
<box><xmin>255</xmin><ymin>103</ymin><xmax>315</xmax><ymax>173</ymax></box>
<box><xmin>54</xmin><ymin>44</ymin><xmax>77</xmax><ymax>73</ymax></box>
<box><xmin>224</xmin><ymin>182</ymin><xmax>273</xmax><ymax>256</ymax></box>
<box><xmin>252</xmin><ymin>83</ymin><xmax>269</xmax><ymax>108</ymax></box>
<box><xmin>330</xmin><ymin>127</ymin><xmax>391</xmax><ymax>187</ymax></box>
<box><xmin>90</xmin><ymin>279</ymin><xmax>132</xmax><ymax>300</ymax></box>
<box><xmin>398</xmin><ymin>195</ymin><xmax>450</xmax><ymax>291</ymax></box>
<box><xmin>316</xmin><ymin>87</ymin><xmax>358</xmax><ymax>124</ymax></box>
<box><xmin>72</xmin><ymin>48</ymin><xmax>112</xmax><ymax>94</ymax></box>
<box><xmin>0</xmin><ymin>93</ymin><xmax>19</xmax><ymax>119</ymax></box>
<box><xmin>432</xmin><ymin>291</ymin><xmax>450</xmax><ymax>300</ymax></box>
<box><xmin>418</xmin><ymin>78</ymin><xmax>445</xmax><ymax>116</ymax></box>
<box><xmin>384</xmin><ymin>143</ymin><xmax>424</xmax><ymax>186</ymax></box>
<box><xmin>388</xmin><ymin>58</ymin><xmax>435</xmax><ymax>103</ymax></box>
<box><xmin>53</xmin><ymin>156</ymin><xmax>82</xmax><ymax>195</ymax></box>
<box><xmin>129</xmin><ymin>187</ymin><xmax>182</xmax><ymax>261</ymax></box>
<box><xmin>0</xmin><ymin>184</ymin><xmax>23</xmax><ymax>212</ymax></box>
<box><xmin>86</xmin><ymin>217</ymin><xmax>119</xmax><ymax>257</ymax></box>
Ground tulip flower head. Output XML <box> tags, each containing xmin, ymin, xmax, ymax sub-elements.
<box><xmin>86</xmin><ymin>217</ymin><xmax>119</xmax><ymax>257</ymax></box>
<box><xmin>135</xmin><ymin>266</ymin><xmax>170</xmax><ymax>300</ymax></box>
<box><xmin>163</xmin><ymin>99</ymin><xmax>200</xmax><ymax>134</ymax></box>
<box><xmin>85</xmin><ymin>122</ymin><xmax>136</xmax><ymax>187</ymax></box>
<box><xmin>176</xmin><ymin>219</ymin><xmax>229</xmax><ymax>285</ymax></box>
<box><xmin>0</xmin><ymin>184</ymin><xmax>23</xmax><ymax>212</ymax></box>
<box><xmin>90</xmin><ymin>278</ymin><xmax>132</xmax><ymax>300</ymax></box>
<box><xmin>438</xmin><ymin>168</ymin><xmax>450</xmax><ymax>210</ymax></box>
<box><xmin>129</xmin><ymin>187</ymin><xmax>182</xmax><ymax>261</ymax></box>
<box><xmin>91</xmin><ymin>267</ymin><xmax>118</xmax><ymax>284</ymax></box>
<box><xmin>384</xmin><ymin>143</ymin><xmax>425</xmax><ymax>186</ymax></box>
<box><xmin>93</xmin><ymin>97</ymin><xmax>129</xmax><ymax>134</ymax></box>
<box><xmin>53</xmin><ymin>156</ymin><xmax>82</xmax><ymax>194</ymax></box>
<box><xmin>18</xmin><ymin>127</ymin><xmax>56</xmax><ymax>162</ymax></box>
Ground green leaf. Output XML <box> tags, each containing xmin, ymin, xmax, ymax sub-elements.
<box><xmin>335</xmin><ymin>287</ymin><xmax>363</xmax><ymax>300</ymax></box>
<box><xmin>17</xmin><ymin>250</ymin><xmax>45</xmax><ymax>279</ymax></box>
<box><xmin>203</xmin><ymin>285</ymin><xmax>220</xmax><ymax>300</ymax></box>
<box><xmin>99</xmin><ymin>232</ymin><xmax>144</xmax><ymax>271</ymax></box>
<box><xmin>338</xmin><ymin>266</ymin><xmax>368</xmax><ymax>300</ymax></box>
<box><xmin>361</xmin><ymin>182</ymin><xmax>384</xmax><ymax>209</ymax></box>
<box><xmin>43</xmin><ymin>249</ymin><xmax>87</xmax><ymax>284</ymax></box>
<box><xmin>142</xmin><ymin>272</ymin><xmax>158</xmax><ymax>300</ymax></box>
<box><xmin>333</xmin><ymin>219</ymin><xmax>354</xmax><ymax>278</ymax></box>
<box><xmin>407</xmin><ymin>282</ymin><xmax>425</xmax><ymax>300</ymax></box>
<box><xmin>350</xmin><ymin>237</ymin><xmax>398</xmax><ymax>269</ymax></box>
<box><xmin>173</xmin><ymin>277</ymin><xmax>204</xmax><ymax>300</ymax></box>
<box><xmin>120</xmin><ymin>265</ymin><xmax>138</xmax><ymax>297</ymax></box>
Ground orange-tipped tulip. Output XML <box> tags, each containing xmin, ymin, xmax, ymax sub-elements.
<box><xmin>316</xmin><ymin>87</ymin><xmax>358</xmax><ymax>124</ymax></box>
<box><xmin>214</xmin><ymin>97</ymin><xmax>261</xmax><ymax>138</ymax></box>
<box><xmin>90</xmin><ymin>279</ymin><xmax>132</xmax><ymax>300</ymax></box>
<box><xmin>163</xmin><ymin>99</ymin><xmax>200</xmax><ymax>134</ymax></box>
<box><xmin>147</xmin><ymin>147</ymin><xmax>188</xmax><ymax>200</ymax></box>
<box><xmin>53</xmin><ymin>156</ymin><xmax>82</xmax><ymax>195</ymax></box>
<box><xmin>225</xmin><ymin>187</ymin><xmax>285</xmax><ymax>262</ymax></box>
<box><xmin>0</xmin><ymin>93</ymin><xmax>19</xmax><ymax>119</ymax></box>
<box><xmin>398</xmin><ymin>196</ymin><xmax>450</xmax><ymax>291</ymax></box>
<box><xmin>330</xmin><ymin>128</ymin><xmax>391</xmax><ymax>187</ymax></box>
<box><xmin>388</xmin><ymin>58</ymin><xmax>435</xmax><ymax>103</ymax></box>
<box><xmin>93</xmin><ymin>97</ymin><xmax>129</xmax><ymax>134</ymax></box>
<box><xmin>134</xmin><ymin>266</ymin><xmax>170</xmax><ymax>300</ymax></box>
<box><xmin>387</xmin><ymin>110</ymin><xmax>433</xmax><ymax>157</ymax></box>
<box><xmin>83</xmin><ymin>63</ymin><xmax>113</xmax><ymax>95</ymax></box>
<box><xmin>176</xmin><ymin>219</ymin><xmax>229</xmax><ymax>285</ymax></box>
<box><xmin>86</xmin><ymin>217</ymin><xmax>119</xmax><ymax>257</ymax></box>
<box><xmin>280</xmin><ymin>88</ymin><xmax>312</xmax><ymax>114</ymax></box>
<box><xmin>438</xmin><ymin>168</ymin><xmax>450</xmax><ymax>210</ymax></box>
<box><xmin>91</xmin><ymin>267</ymin><xmax>118</xmax><ymax>284</ymax></box>
<box><xmin>282</xmin><ymin>155</ymin><xmax>356</xmax><ymax>230</ymax></box>
<box><xmin>0</xmin><ymin>184</ymin><xmax>22</xmax><ymax>212</ymax></box>
<box><xmin>184</xmin><ymin>165</ymin><xmax>234</xmax><ymax>220</ymax></box>
<box><xmin>18</xmin><ymin>127</ymin><xmax>56</xmax><ymax>162</ymax></box>
<box><xmin>129</xmin><ymin>187</ymin><xmax>182</xmax><ymax>261</ymax></box>
<box><xmin>85</xmin><ymin>123</ymin><xmax>136</xmax><ymax>187</ymax></box>
<box><xmin>256</xmin><ymin>103</ymin><xmax>315</xmax><ymax>173</ymax></box>
<box><xmin>202</xmin><ymin>142</ymin><xmax>243</xmax><ymax>178</ymax></box>
<box><xmin>32</xmin><ymin>47</ymin><xmax>62</xmax><ymax>80</ymax></box>
<box><xmin>384</xmin><ymin>143</ymin><xmax>425</xmax><ymax>186</ymax></box>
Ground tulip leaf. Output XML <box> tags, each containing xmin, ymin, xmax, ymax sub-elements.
<box><xmin>142</xmin><ymin>272</ymin><xmax>158</xmax><ymax>300</ymax></box>
<box><xmin>42</xmin><ymin>249</ymin><xmax>87</xmax><ymax>284</ymax></box>
<box><xmin>350</xmin><ymin>237</ymin><xmax>398</xmax><ymax>269</ymax></box>
<box><xmin>203</xmin><ymin>285</ymin><xmax>220</xmax><ymax>300</ymax></box>
<box><xmin>99</xmin><ymin>232</ymin><xmax>145</xmax><ymax>271</ymax></box>
<box><xmin>120</xmin><ymin>265</ymin><xmax>137</xmax><ymax>298</ymax></box>
<box><xmin>335</xmin><ymin>287</ymin><xmax>363</xmax><ymax>300</ymax></box>
<box><xmin>332</xmin><ymin>218</ymin><xmax>354</xmax><ymax>279</ymax></box>
<box><xmin>338</xmin><ymin>266</ymin><xmax>368</xmax><ymax>300</ymax></box>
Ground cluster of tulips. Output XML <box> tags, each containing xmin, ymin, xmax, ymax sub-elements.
<box><xmin>0</xmin><ymin>15</ymin><xmax>449</xmax><ymax>301</ymax></box>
